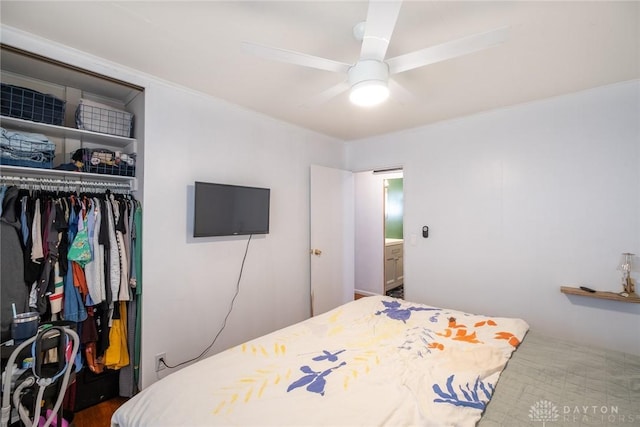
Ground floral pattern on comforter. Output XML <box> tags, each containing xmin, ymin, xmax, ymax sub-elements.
<box><xmin>112</xmin><ymin>296</ymin><xmax>529</xmax><ymax>427</ymax></box>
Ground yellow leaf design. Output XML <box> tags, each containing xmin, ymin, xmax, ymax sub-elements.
<box><xmin>328</xmin><ymin>309</ymin><xmax>342</xmax><ymax>323</ymax></box>
<box><xmin>329</xmin><ymin>326</ymin><xmax>344</xmax><ymax>335</ymax></box>
<box><xmin>213</xmin><ymin>401</ymin><xmax>226</xmax><ymax>415</ymax></box>
<box><xmin>258</xmin><ymin>379</ymin><xmax>268</xmax><ymax>398</ymax></box>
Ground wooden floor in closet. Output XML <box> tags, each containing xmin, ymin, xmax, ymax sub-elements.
<box><xmin>73</xmin><ymin>397</ymin><xmax>128</xmax><ymax>427</ymax></box>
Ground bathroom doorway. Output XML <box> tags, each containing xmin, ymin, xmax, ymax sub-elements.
<box><xmin>383</xmin><ymin>174</ymin><xmax>404</xmax><ymax>299</ymax></box>
<box><xmin>354</xmin><ymin>168</ymin><xmax>404</xmax><ymax>298</ymax></box>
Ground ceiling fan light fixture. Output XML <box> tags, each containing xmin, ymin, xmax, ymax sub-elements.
<box><xmin>348</xmin><ymin>59</ymin><xmax>390</xmax><ymax>107</ymax></box>
<box><xmin>349</xmin><ymin>80</ymin><xmax>389</xmax><ymax>107</ymax></box>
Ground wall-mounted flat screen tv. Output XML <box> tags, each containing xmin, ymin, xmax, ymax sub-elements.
<box><xmin>194</xmin><ymin>181</ymin><xmax>270</xmax><ymax>237</ymax></box>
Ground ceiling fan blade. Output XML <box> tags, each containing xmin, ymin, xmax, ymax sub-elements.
<box><xmin>387</xmin><ymin>26</ymin><xmax>509</xmax><ymax>75</ymax></box>
<box><xmin>302</xmin><ymin>81</ymin><xmax>350</xmax><ymax>108</ymax></box>
<box><xmin>388</xmin><ymin>79</ymin><xmax>416</xmax><ymax>105</ymax></box>
<box><xmin>242</xmin><ymin>41</ymin><xmax>351</xmax><ymax>74</ymax></box>
<box><xmin>360</xmin><ymin>0</ymin><xmax>403</xmax><ymax>61</ymax></box>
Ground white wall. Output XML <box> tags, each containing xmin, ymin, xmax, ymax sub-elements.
<box><xmin>347</xmin><ymin>81</ymin><xmax>640</xmax><ymax>355</ymax></box>
<box><xmin>141</xmin><ymin>83</ymin><xmax>346</xmax><ymax>388</ymax></box>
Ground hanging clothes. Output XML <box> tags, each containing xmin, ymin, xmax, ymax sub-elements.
<box><xmin>63</xmin><ymin>200</ymin><xmax>88</xmax><ymax>323</ymax></box>
<box><xmin>33</xmin><ymin>198</ymin><xmax>61</xmax><ymax>315</ymax></box>
<box><xmin>85</xmin><ymin>197</ymin><xmax>105</xmax><ymax>304</ymax></box>
<box><xmin>0</xmin><ymin>186</ymin><xmax>28</xmax><ymax>342</ymax></box>
<box><xmin>1</xmin><ymin>182</ymin><xmax>142</xmax><ymax>396</ymax></box>
<box><xmin>120</xmin><ymin>199</ymin><xmax>143</xmax><ymax>396</ymax></box>
<box><xmin>104</xmin><ymin>196</ymin><xmax>120</xmax><ymax>309</ymax></box>
<box><xmin>104</xmin><ymin>301</ymin><xmax>129</xmax><ymax>370</ymax></box>
<box><xmin>49</xmin><ymin>262</ymin><xmax>64</xmax><ymax>317</ymax></box>
<box><xmin>109</xmin><ymin>196</ymin><xmax>130</xmax><ymax>302</ymax></box>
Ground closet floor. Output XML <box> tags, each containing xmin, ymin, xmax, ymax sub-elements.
<box><xmin>73</xmin><ymin>397</ymin><xmax>128</xmax><ymax>427</ymax></box>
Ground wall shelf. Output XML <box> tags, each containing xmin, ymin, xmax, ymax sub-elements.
<box><xmin>560</xmin><ymin>286</ymin><xmax>640</xmax><ymax>303</ymax></box>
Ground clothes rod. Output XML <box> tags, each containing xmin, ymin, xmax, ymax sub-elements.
<box><xmin>0</xmin><ymin>175</ymin><xmax>132</xmax><ymax>190</ymax></box>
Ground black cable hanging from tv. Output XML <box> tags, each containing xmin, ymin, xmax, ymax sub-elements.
<box><xmin>160</xmin><ymin>234</ymin><xmax>253</xmax><ymax>370</ymax></box>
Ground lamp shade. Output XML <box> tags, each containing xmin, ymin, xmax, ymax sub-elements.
<box><xmin>349</xmin><ymin>80</ymin><xmax>389</xmax><ymax>107</ymax></box>
<box><xmin>348</xmin><ymin>60</ymin><xmax>390</xmax><ymax>107</ymax></box>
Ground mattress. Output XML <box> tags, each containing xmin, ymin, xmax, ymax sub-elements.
<box><xmin>480</xmin><ymin>331</ymin><xmax>640</xmax><ymax>426</ymax></box>
<box><xmin>112</xmin><ymin>295</ymin><xmax>529</xmax><ymax>426</ymax></box>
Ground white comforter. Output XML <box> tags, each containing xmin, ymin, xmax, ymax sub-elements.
<box><xmin>112</xmin><ymin>296</ymin><xmax>529</xmax><ymax>426</ymax></box>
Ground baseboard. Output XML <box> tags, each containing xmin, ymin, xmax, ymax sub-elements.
<box><xmin>354</xmin><ymin>289</ymin><xmax>379</xmax><ymax>297</ymax></box>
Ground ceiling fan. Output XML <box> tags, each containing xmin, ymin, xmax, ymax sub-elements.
<box><xmin>242</xmin><ymin>0</ymin><xmax>508</xmax><ymax>107</ymax></box>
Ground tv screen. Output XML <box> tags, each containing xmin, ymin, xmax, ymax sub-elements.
<box><xmin>194</xmin><ymin>182</ymin><xmax>270</xmax><ymax>237</ymax></box>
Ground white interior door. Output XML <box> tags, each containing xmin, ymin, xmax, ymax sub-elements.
<box><xmin>354</xmin><ymin>171</ymin><xmax>385</xmax><ymax>295</ymax></box>
<box><xmin>310</xmin><ymin>165</ymin><xmax>354</xmax><ymax>316</ymax></box>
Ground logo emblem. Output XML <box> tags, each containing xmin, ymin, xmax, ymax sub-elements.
<box><xmin>529</xmin><ymin>400</ymin><xmax>559</xmax><ymax>426</ymax></box>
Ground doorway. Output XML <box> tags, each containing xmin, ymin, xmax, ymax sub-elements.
<box><xmin>354</xmin><ymin>168</ymin><xmax>404</xmax><ymax>298</ymax></box>
<box><xmin>383</xmin><ymin>175</ymin><xmax>404</xmax><ymax>299</ymax></box>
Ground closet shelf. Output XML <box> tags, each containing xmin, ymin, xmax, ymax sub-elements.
<box><xmin>0</xmin><ymin>116</ymin><xmax>135</xmax><ymax>148</ymax></box>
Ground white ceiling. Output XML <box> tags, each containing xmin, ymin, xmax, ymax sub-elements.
<box><xmin>1</xmin><ymin>1</ymin><xmax>638</xmax><ymax>141</ymax></box>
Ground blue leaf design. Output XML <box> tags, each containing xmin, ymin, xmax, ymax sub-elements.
<box><xmin>479</xmin><ymin>380</ymin><xmax>493</xmax><ymax>400</ymax></box>
<box><xmin>300</xmin><ymin>365</ymin><xmax>315</xmax><ymax>374</ymax></box>
<box><xmin>398</xmin><ymin>326</ymin><xmax>438</xmax><ymax>356</ymax></box>
<box><xmin>287</xmin><ymin>374</ymin><xmax>317</xmax><ymax>392</ymax></box>
<box><xmin>470</xmin><ymin>378</ymin><xmax>480</xmax><ymax>401</ymax></box>
<box><xmin>312</xmin><ymin>349</ymin><xmax>345</xmax><ymax>362</ymax></box>
<box><xmin>287</xmin><ymin>361</ymin><xmax>347</xmax><ymax>396</ymax></box>
<box><xmin>383</xmin><ymin>300</ymin><xmax>401</xmax><ymax>309</ymax></box>
<box><xmin>433</xmin><ymin>375</ymin><xmax>494</xmax><ymax>411</ymax></box>
<box><xmin>432</xmin><ymin>384</ymin><xmax>451</xmax><ymax>399</ymax></box>
<box><xmin>459</xmin><ymin>384</ymin><xmax>472</xmax><ymax>402</ymax></box>
<box><xmin>433</xmin><ymin>398</ymin><xmax>485</xmax><ymax>410</ymax></box>
<box><xmin>445</xmin><ymin>375</ymin><xmax>458</xmax><ymax>400</ymax></box>
<box><xmin>306</xmin><ymin>376</ymin><xmax>327</xmax><ymax>395</ymax></box>
<box><xmin>390</xmin><ymin>309</ymin><xmax>412</xmax><ymax>322</ymax></box>
<box><xmin>376</xmin><ymin>301</ymin><xmax>439</xmax><ymax>323</ymax></box>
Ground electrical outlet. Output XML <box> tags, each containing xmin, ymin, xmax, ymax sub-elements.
<box><xmin>155</xmin><ymin>352</ymin><xmax>166</xmax><ymax>372</ymax></box>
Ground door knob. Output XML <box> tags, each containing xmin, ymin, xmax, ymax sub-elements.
<box><xmin>310</xmin><ymin>249</ymin><xmax>322</xmax><ymax>256</ymax></box>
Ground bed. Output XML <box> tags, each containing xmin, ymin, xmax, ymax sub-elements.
<box><xmin>479</xmin><ymin>331</ymin><xmax>640</xmax><ymax>426</ymax></box>
<box><xmin>111</xmin><ymin>296</ymin><xmax>640</xmax><ymax>426</ymax></box>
